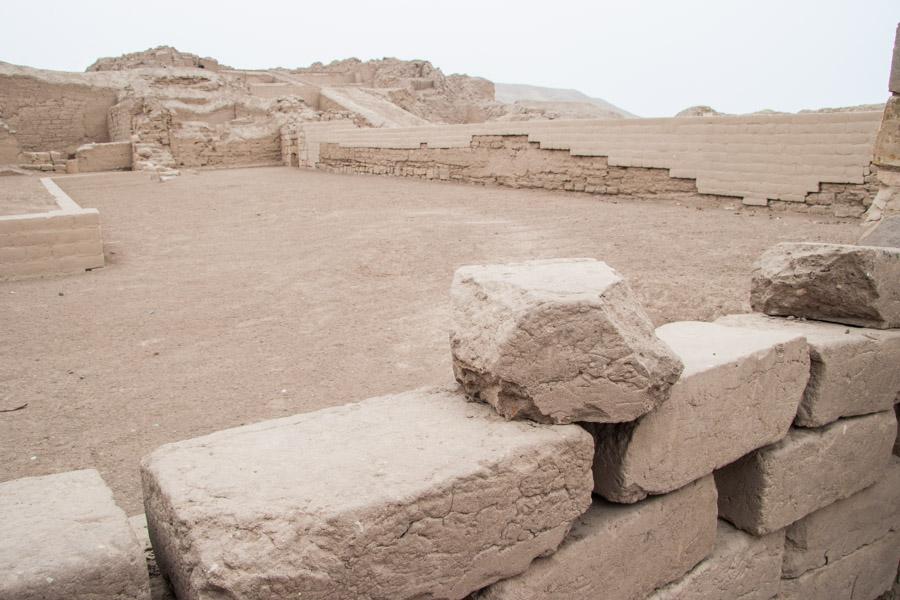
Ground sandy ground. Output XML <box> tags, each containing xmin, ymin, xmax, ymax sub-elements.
<box><xmin>0</xmin><ymin>176</ymin><xmax>59</xmax><ymax>216</ymax></box>
<box><xmin>0</xmin><ymin>166</ymin><xmax>861</xmax><ymax>514</ymax></box>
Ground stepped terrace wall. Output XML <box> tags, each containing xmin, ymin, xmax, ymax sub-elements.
<box><xmin>301</xmin><ymin>112</ymin><xmax>882</xmax><ymax>217</ymax></box>
<box><xmin>320</xmin><ymin>135</ymin><xmax>698</xmax><ymax>196</ymax></box>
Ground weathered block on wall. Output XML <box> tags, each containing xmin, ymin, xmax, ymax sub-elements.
<box><xmin>142</xmin><ymin>387</ymin><xmax>594</xmax><ymax>600</ymax></box>
<box><xmin>0</xmin><ymin>469</ymin><xmax>150</xmax><ymax>600</ymax></box>
<box><xmin>476</xmin><ymin>476</ymin><xmax>717</xmax><ymax>600</ymax></box>
<box><xmin>716</xmin><ymin>313</ymin><xmax>900</xmax><ymax>427</ymax></box>
<box><xmin>782</xmin><ymin>457</ymin><xmax>900</xmax><ymax>578</ymax></box>
<box><xmin>751</xmin><ymin>242</ymin><xmax>900</xmax><ymax>329</ymax></box>
<box><xmin>715</xmin><ymin>411</ymin><xmax>896</xmax><ymax>535</ymax></box>
<box><xmin>646</xmin><ymin>521</ymin><xmax>784</xmax><ymax>600</ymax></box>
<box><xmin>874</xmin><ymin>95</ymin><xmax>900</xmax><ymax>168</ymax></box>
<box><xmin>592</xmin><ymin>321</ymin><xmax>808</xmax><ymax>503</ymax></box>
<box><xmin>778</xmin><ymin>529</ymin><xmax>900</xmax><ymax>600</ymax></box>
<box><xmin>450</xmin><ymin>258</ymin><xmax>683</xmax><ymax>424</ymax></box>
<box><xmin>76</xmin><ymin>141</ymin><xmax>133</xmax><ymax>172</ymax></box>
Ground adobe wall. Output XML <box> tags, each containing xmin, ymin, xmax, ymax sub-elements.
<box><xmin>319</xmin><ymin>135</ymin><xmax>698</xmax><ymax>196</ymax></box>
<box><xmin>168</xmin><ymin>129</ymin><xmax>281</xmax><ymax>168</ymax></box>
<box><xmin>302</xmin><ymin>112</ymin><xmax>882</xmax><ymax>218</ymax></box>
<box><xmin>75</xmin><ymin>141</ymin><xmax>133</xmax><ymax>173</ymax></box>
<box><xmin>0</xmin><ymin>74</ymin><xmax>117</xmax><ymax>154</ymax></box>
<box><xmin>0</xmin><ymin>179</ymin><xmax>104</xmax><ymax>281</ymax></box>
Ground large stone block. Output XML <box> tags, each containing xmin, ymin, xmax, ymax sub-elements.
<box><xmin>778</xmin><ymin>530</ymin><xmax>900</xmax><ymax>600</ymax></box>
<box><xmin>475</xmin><ymin>476</ymin><xmax>717</xmax><ymax>600</ymax></box>
<box><xmin>874</xmin><ymin>95</ymin><xmax>900</xmax><ymax>169</ymax></box>
<box><xmin>750</xmin><ymin>243</ymin><xmax>900</xmax><ymax>329</ymax></box>
<box><xmin>0</xmin><ymin>469</ymin><xmax>150</xmax><ymax>600</ymax></box>
<box><xmin>647</xmin><ymin>521</ymin><xmax>784</xmax><ymax>600</ymax></box>
<box><xmin>716</xmin><ymin>411</ymin><xmax>896</xmax><ymax>535</ymax></box>
<box><xmin>142</xmin><ymin>387</ymin><xmax>594</xmax><ymax>600</ymax></box>
<box><xmin>592</xmin><ymin>321</ymin><xmax>808</xmax><ymax>503</ymax></box>
<box><xmin>717</xmin><ymin>313</ymin><xmax>900</xmax><ymax>427</ymax></box>
<box><xmin>782</xmin><ymin>456</ymin><xmax>900</xmax><ymax>578</ymax></box>
<box><xmin>450</xmin><ymin>258</ymin><xmax>683</xmax><ymax>424</ymax></box>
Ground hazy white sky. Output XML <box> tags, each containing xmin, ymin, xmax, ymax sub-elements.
<box><xmin>1</xmin><ymin>0</ymin><xmax>897</xmax><ymax>117</ymax></box>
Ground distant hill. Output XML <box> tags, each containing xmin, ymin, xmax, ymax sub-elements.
<box><xmin>494</xmin><ymin>83</ymin><xmax>637</xmax><ymax>118</ymax></box>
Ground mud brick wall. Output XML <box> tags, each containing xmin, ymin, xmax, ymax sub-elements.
<box><xmin>75</xmin><ymin>141</ymin><xmax>133</xmax><ymax>173</ymax></box>
<box><xmin>107</xmin><ymin>99</ymin><xmax>139</xmax><ymax>143</ymax></box>
<box><xmin>0</xmin><ymin>209</ymin><xmax>104</xmax><ymax>281</ymax></box>
<box><xmin>168</xmin><ymin>130</ymin><xmax>281</xmax><ymax>168</ymax></box>
<box><xmin>0</xmin><ymin>74</ymin><xmax>117</xmax><ymax>153</ymax></box>
<box><xmin>319</xmin><ymin>135</ymin><xmax>698</xmax><ymax>196</ymax></box>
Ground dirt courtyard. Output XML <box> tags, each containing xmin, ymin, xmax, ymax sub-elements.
<box><xmin>0</xmin><ymin>167</ymin><xmax>861</xmax><ymax>513</ymax></box>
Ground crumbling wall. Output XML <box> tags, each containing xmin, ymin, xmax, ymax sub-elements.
<box><xmin>0</xmin><ymin>74</ymin><xmax>117</xmax><ymax>154</ymax></box>
<box><xmin>319</xmin><ymin>135</ymin><xmax>710</xmax><ymax>196</ymax></box>
<box><xmin>168</xmin><ymin>126</ymin><xmax>281</xmax><ymax>168</ymax></box>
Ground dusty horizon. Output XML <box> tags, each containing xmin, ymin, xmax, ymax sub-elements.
<box><xmin>2</xmin><ymin>0</ymin><xmax>898</xmax><ymax>117</ymax></box>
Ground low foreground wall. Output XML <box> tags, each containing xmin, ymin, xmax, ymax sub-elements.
<box><xmin>1</xmin><ymin>240</ymin><xmax>897</xmax><ymax>599</ymax></box>
<box><xmin>74</xmin><ymin>141</ymin><xmax>133</xmax><ymax>173</ymax></box>
<box><xmin>291</xmin><ymin>112</ymin><xmax>882</xmax><ymax>217</ymax></box>
<box><xmin>0</xmin><ymin>178</ymin><xmax>104</xmax><ymax>281</ymax></box>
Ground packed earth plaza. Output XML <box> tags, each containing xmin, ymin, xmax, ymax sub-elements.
<box><xmin>1</xmin><ymin>24</ymin><xmax>900</xmax><ymax>600</ymax></box>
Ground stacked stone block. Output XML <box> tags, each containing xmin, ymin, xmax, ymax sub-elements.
<box><xmin>2</xmin><ymin>245</ymin><xmax>897</xmax><ymax>598</ymax></box>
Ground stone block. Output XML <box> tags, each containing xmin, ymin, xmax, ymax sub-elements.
<box><xmin>717</xmin><ymin>313</ymin><xmax>900</xmax><ymax>427</ymax></box>
<box><xmin>142</xmin><ymin>387</ymin><xmax>594</xmax><ymax>600</ymax></box>
<box><xmin>750</xmin><ymin>242</ymin><xmax>900</xmax><ymax>329</ymax></box>
<box><xmin>75</xmin><ymin>141</ymin><xmax>133</xmax><ymax>173</ymax></box>
<box><xmin>783</xmin><ymin>456</ymin><xmax>900</xmax><ymax>578</ymax></box>
<box><xmin>474</xmin><ymin>476</ymin><xmax>717</xmax><ymax>600</ymax></box>
<box><xmin>592</xmin><ymin>321</ymin><xmax>808</xmax><ymax>503</ymax></box>
<box><xmin>873</xmin><ymin>96</ymin><xmax>900</xmax><ymax>169</ymax></box>
<box><xmin>450</xmin><ymin>258</ymin><xmax>683</xmax><ymax>424</ymax></box>
<box><xmin>646</xmin><ymin>521</ymin><xmax>784</xmax><ymax>600</ymax></box>
<box><xmin>0</xmin><ymin>469</ymin><xmax>150</xmax><ymax>600</ymax></box>
<box><xmin>716</xmin><ymin>411</ymin><xmax>896</xmax><ymax>535</ymax></box>
<box><xmin>778</xmin><ymin>530</ymin><xmax>899</xmax><ymax>600</ymax></box>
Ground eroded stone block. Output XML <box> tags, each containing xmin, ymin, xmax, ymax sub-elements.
<box><xmin>0</xmin><ymin>469</ymin><xmax>150</xmax><ymax>600</ymax></box>
<box><xmin>592</xmin><ymin>321</ymin><xmax>808</xmax><ymax>503</ymax></box>
<box><xmin>750</xmin><ymin>243</ymin><xmax>900</xmax><ymax>329</ymax></box>
<box><xmin>717</xmin><ymin>313</ymin><xmax>900</xmax><ymax>427</ymax></box>
<box><xmin>450</xmin><ymin>258</ymin><xmax>683</xmax><ymax>424</ymax></box>
<box><xmin>778</xmin><ymin>530</ymin><xmax>900</xmax><ymax>600</ymax></box>
<box><xmin>647</xmin><ymin>520</ymin><xmax>784</xmax><ymax>600</ymax></box>
<box><xmin>475</xmin><ymin>476</ymin><xmax>717</xmax><ymax>600</ymax></box>
<box><xmin>142</xmin><ymin>387</ymin><xmax>594</xmax><ymax>600</ymax></box>
<box><xmin>716</xmin><ymin>411</ymin><xmax>896</xmax><ymax>535</ymax></box>
<box><xmin>782</xmin><ymin>456</ymin><xmax>900</xmax><ymax>578</ymax></box>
